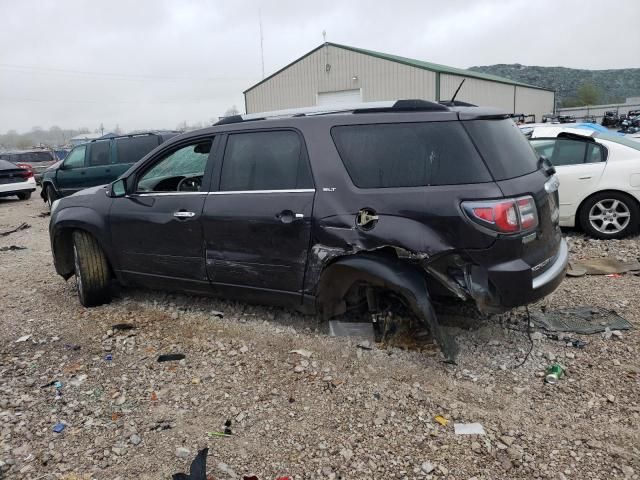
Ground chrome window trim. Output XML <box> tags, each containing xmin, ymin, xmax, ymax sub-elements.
<box><xmin>129</xmin><ymin>189</ymin><xmax>316</xmax><ymax>197</ymax></box>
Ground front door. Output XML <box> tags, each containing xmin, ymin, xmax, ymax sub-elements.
<box><xmin>109</xmin><ymin>136</ymin><xmax>217</xmax><ymax>289</ymax></box>
<box><xmin>202</xmin><ymin>130</ymin><xmax>315</xmax><ymax>298</ymax></box>
<box><xmin>56</xmin><ymin>145</ymin><xmax>87</xmax><ymax>196</ymax></box>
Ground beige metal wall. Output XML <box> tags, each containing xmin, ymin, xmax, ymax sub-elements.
<box><xmin>245</xmin><ymin>45</ymin><xmax>437</xmax><ymax>113</ymax></box>
<box><xmin>439</xmin><ymin>73</ymin><xmax>515</xmax><ymax>112</ymax></box>
<box><xmin>514</xmin><ymin>86</ymin><xmax>555</xmax><ymax>122</ymax></box>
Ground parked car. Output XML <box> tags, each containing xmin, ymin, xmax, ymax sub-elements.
<box><xmin>0</xmin><ymin>149</ymin><xmax>58</xmax><ymax>184</ymax></box>
<box><xmin>49</xmin><ymin>100</ymin><xmax>567</xmax><ymax>360</ymax></box>
<box><xmin>601</xmin><ymin>111</ymin><xmax>620</xmax><ymax>128</ymax></box>
<box><xmin>40</xmin><ymin>131</ymin><xmax>178</xmax><ymax>207</ymax></box>
<box><xmin>527</xmin><ymin>126</ymin><xmax>640</xmax><ymax>239</ymax></box>
<box><xmin>0</xmin><ymin>159</ymin><xmax>37</xmax><ymax>200</ymax></box>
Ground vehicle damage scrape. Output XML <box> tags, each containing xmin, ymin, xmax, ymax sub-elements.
<box><xmin>310</xmin><ymin>244</ymin><xmax>460</xmax><ymax>362</ymax></box>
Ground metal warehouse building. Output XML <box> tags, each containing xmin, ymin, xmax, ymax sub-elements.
<box><xmin>244</xmin><ymin>43</ymin><xmax>555</xmax><ymax>122</ymax></box>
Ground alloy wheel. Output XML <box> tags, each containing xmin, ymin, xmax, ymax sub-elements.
<box><xmin>588</xmin><ymin>199</ymin><xmax>631</xmax><ymax>234</ymax></box>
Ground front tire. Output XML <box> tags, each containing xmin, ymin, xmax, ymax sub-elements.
<box><xmin>17</xmin><ymin>192</ymin><xmax>31</xmax><ymax>200</ymax></box>
<box><xmin>72</xmin><ymin>231</ymin><xmax>111</xmax><ymax>307</ymax></box>
<box><xmin>579</xmin><ymin>192</ymin><xmax>639</xmax><ymax>239</ymax></box>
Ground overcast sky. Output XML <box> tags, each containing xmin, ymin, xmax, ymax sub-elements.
<box><xmin>1</xmin><ymin>0</ymin><xmax>639</xmax><ymax>134</ymax></box>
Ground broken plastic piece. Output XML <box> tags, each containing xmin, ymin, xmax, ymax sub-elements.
<box><xmin>206</xmin><ymin>431</ymin><xmax>231</xmax><ymax>437</ymax></box>
<box><xmin>172</xmin><ymin>447</ymin><xmax>208</xmax><ymax>480</ymax></box>
<box><xmin>0</xmin><ymin>245</ymin><xmax>27</xmax><ymax>252</ymax></box>
<box><xmin>454</xmin><ymin>423</ymin><xmax>486</xmax><ymax>435</ymax></box>
<box><xmin>434</xmin><ymin>415</ymin><xmax>449</xmax><ymax>426</ymax></box>
<box><xmin>112</xmin><ymin>323</ymin><xmax>135</xmax><ymax>331</ymax></box>
<box><xmin>15</xmin><ymin>334</ymin><xmax>32</xmax><ymax>343</ymax></box>
<box><xmin>289</xmin><ymin>349</ymin><xmax>313</xmax><ymax>358</ymax></box>
<box><xmin>104</xmin><ymin>354</ymin><xmax>113</xmax><ymax>361</ymax></box>
<box><xmin>157</xmin><ymin>353</ymin><xmax>185</xmax><ymax>362</ymax></box>
<box><xmin>64</xmin><ymin>343</ymin><xmax>81</xmax><ymax>350</ymax></box>
<box><xmin>52</xmin><ymin>423</ymin><xmax>65</xmax><ymax>433</ymax></box>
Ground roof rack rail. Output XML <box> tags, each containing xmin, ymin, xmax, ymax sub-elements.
<box><xmin>213</xmin><ymin>99</ymin><xmax>452</xmax><ymax>125</ymax></box>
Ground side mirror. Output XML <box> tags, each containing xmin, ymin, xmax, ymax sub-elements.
<box><xmin>110</xmin><ymin>178</ymin><xmax>127</xmax><ymax>198</ymax></box>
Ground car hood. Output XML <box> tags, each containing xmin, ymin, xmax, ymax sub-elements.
<box><xmin>70</xmin><ymin>185</ymin><xmax>108</xmax><ymax>197</ymax></box>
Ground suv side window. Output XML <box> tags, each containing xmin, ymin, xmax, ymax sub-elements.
<box><xmin>63</xmin><ymin>146</ymin><xmax>87</xmax><ymax>169</ymax></box>
<box><xmin>115</xmin><ymin>135</ymin><xmax>161</xmax><ymax>164</ymax></box>
<box><xmin>331</xmin><ymin>122</ymin><xmax>491</xmax><ymax>188</ymax></box>
<box><xmin>88</xmin><ymin>140</ymin><xmax>111</xmax><ymax>166</ymax></box>
<box><xmin>136</xmin><ymin>139</ymin><xmax>212</xmax><ymax>193</ymax></box>
<box><xmin>220</xmin><ymin>130</ymin><xmax>313</xmax><ymax>191</ymax></box>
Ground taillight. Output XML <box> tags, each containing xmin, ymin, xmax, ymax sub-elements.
<box><xmin>16</xmin><ymin>163</ymin><xmax>34</xmax><ymax>178</ymax></box>
<box><xmin>462</xmin><ymin>196</ymin><xmax>538</xmax><ymax>234</ymax></box>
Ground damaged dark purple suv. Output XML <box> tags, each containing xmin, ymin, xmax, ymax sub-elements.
<box><xmin>49</xmin><ymin>100</ymin><xmax>568</xmax><ymax>361</ymax></box>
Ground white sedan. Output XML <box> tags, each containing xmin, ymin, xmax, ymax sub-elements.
<box><xmin>527</xmin><ymin>126</ymin><xmax>640</xmax><ymax>239</ymax></box>
<box><xmin>0</xmin><ymin>160</ymin><xmax>37</xmax><ymax>200</ymax></box>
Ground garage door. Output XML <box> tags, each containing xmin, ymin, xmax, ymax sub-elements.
<box><xmin>317</xmin><ymin>89</ymin><xmax>362</xmax><ymax>106</ymax></box>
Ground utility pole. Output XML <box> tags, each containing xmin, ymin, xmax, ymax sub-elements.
<box><xmin>99</xmin><ymin>123</ymin><xmax>104</xmax><ymax>136</ymax></box>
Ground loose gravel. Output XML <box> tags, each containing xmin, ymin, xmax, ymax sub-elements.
<box><xmin>0</xmin><ymin>194</ymin><xmax>638</xmax><ymax>479</ymax></box>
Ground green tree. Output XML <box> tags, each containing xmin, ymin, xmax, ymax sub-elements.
<box><xmin>575</xmin><ymin>82</ymin><xmax>601</xmax><ymax>106</ymax></box>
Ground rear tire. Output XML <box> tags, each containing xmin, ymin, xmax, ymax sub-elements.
<box><xmin>45</xmin><ymin>185</ymin><xmax>58</xmax><ymax>209</ymax></box>
<box><xmin>17</xmin><ymin>192</ymin><xmax>31</xmax><ymax>200</ymax></box>
<box><xmin>72</xmin><ymin>230</ymin><xmax>111</xmax><ymax>307</ymax></box>
<box><xmin>579</xmin><ymin>192</ymin><xmax>639</xmax><ymax>239</ymax></box>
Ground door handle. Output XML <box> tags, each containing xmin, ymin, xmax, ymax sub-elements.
<box><xmin>276</xmin><ymin>210</ymin><xmax>304</xmax><ymax>224</ymax></box>
<box><xmin>173</xmin><ymin>211</ymin><xmax>195</xmax><ymax>218</ymax></box>
<box><xmin>578</xmin><ymin>176</ymin><xmax>592</xmax><ymax>180</ymax></box>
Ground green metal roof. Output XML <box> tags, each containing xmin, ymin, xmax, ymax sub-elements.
<box><xmin>244</xmin><ymin>42</ymin><xmax>554</xmax><ymax>94</ymax></box>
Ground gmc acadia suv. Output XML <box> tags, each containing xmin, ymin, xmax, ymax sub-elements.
<box><xmin>48</xmin><ymin>100</ymin><xmax>568</xmax><ymax>361</ymax></box>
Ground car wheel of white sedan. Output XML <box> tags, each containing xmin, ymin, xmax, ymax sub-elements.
<box><xmin>580</xmin><ymin>192</ymin><xmax>639</xmax><ymax>239</ymax></box>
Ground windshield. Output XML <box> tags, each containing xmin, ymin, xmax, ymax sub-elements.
<box><xmin>594</xmin><ymin>133</ymin><xmax>640</xmax><ymax>151</ymax></box>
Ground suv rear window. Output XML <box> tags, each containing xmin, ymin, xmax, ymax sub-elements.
<box><xmin>115</xmin><ymin>136</ymin><xmax>160</xmax><ymax>164</ymax></box>
<box><xmin>16</xmin><ymin>151</ymin><xmax>54</xmax><ymax>163</ymax></box>
<box><xmin>464</xmin><ymin>119</ymin><xmax>539</xmax><ymax>180</ymax></box>
<box><xmin>331</xmin><ymin>122</ymin><xmax>491</xmax><ymax>188</ymax></box>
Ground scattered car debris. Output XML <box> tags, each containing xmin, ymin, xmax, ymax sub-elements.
<box><xmin>328</xmin><ymin>321</ymin><xmax>375</xmax><ymax>341</ymax></box>
<box><xmin>157</xmin><ymin>353</ymin><xmax>186</xmax><ymax>362</ymax></box>
<box><xmin>357</xmin><ymin>340</ymin><xmax>373</xmax><ymax>350</ymax></box>
<box><xmin>15</xmin><ymin>334</ymin><xmax>32</xmax><ymax>343</ymax></box>
<box><xmin>453</xmin><ymin>423</ymin><xmax>486</xmax><ymax>435</ymax></box>
<box><xmin>112</xmin><ymin>323</ymin><xmax>136</xmax><ymax>331</ymax></box>
<box><xmin>0</xmin><ymin>245</ymin><xmax>27</xmax><ymax>252</ymax></box>
<box><xmin>104</xmin><ymin>354</ymin><xmax>113</xmax><ymax>361</ymax></box>
<box><xmin>545</xmin><ymin>364</ymin><xmax>565</xmax><ymax>384</ymax></box>
<box><xmin>544</xmin><ymin>334</ymin><xmax>587</xmax><ymax>348</ymax></box>
<box><xmin>206</xmin><ymin>431</ymin><xmax>231</xmax><ymax>437</ymax></box>
<box><xmin>37</xmin><ymin>211</ymin><xmax>50</xmax><ymax>217</ymax></box>
<box><xmin>434</xmin><ymin>415</ymin><xmax>449</xmax><ymax>426</ymax></box>
<box><xmin>40</xmin><ymin>380</ymin><xmax>59</xmax><ymax>389</ymax></box>
<box><xmin>289</xmin><ymin>349</ymin><xmax>313</xmax><ymax>358</ymax></box>
<box><xmin>567</xmin><ymin>258</ymin><xmax>640</xmax><ymax>276</ymax></box>
<box><xmin>210</xmin><ymin>310</ymin><xmax>224</xmax><ymax>318</ymax></box>
<box><xmin>63</xmin><ymin>343</ymin><xmax>81</xmax><ymax>351</ymax></box>
<box><xmin>0</xmin><ymin>222</ymin><xmax>30</xmax><ymax>237</ymax></box>
<box><xmin>531</xmin><ymin>307</ymin><xmax>632</xmax><ymax>334</ymax></box>
<box><xmin>151</xmin><ymin>419</ymin><xmax>175</xmax><ymax>431</ymax></box>
<box><xmin>224</xmin><ymin>419</ymin><xmax>232</xmax><ymax>435</ymax></box>
<box><xmin>243</xmin><ymin>476</ymin><xmax>259</xmax><ymax>480</ymax></box>
<box><xmin>172</xmin><ymin>447</ymin><xmax>208</xmax><ymax>480</ymax></box>
<box><xmin>52</xmin><ymin>423</ymin><xmax>65</xmax><ymax>433</ymax></box>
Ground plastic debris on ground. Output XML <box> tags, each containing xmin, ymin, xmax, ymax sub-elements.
<box><xmin>531</xmin><ymin>306</ymin><xmax>632</xmax><ymax>334</ymax></box>
<box><xmin>112</xmin><ymin>323</ymin><xmax>136</xmax><ymax>331</ymax></box>
<box><xmin>0</xmin><ymin>245</ymin><xmax>27</xmax><ymax>252</ymax></box>
<box><xmin>434</xmin><ymin>415</ymin><xmax>449</xmax><ymax>426</ymax></box>
<box><xmin>15</xmin><ymin>334</ymin><xmax>32</xmax><ymax>343</ymax></box>
<box><xmin>172</xmin><ymin>447</ymin><xmax>208</xmax><ymax>480</ymax></box>
<box><xmin>52</xmin><ymin>423</ymin><xmax>65</xmax><ymax>433</ymax></box>
<box><xmin>566</xmin><ymin>258</ymin><xmax>640</xmax><ymax>276</ymax></box>
<box><xmin>104</xmin><ymin>354</ymin><xmax>113</xmax><ymax>361</ymax></box>
<box><xmin>210</xmin><ymin>310</ymin><xmax>224</xmax><ymax>318</ymax></box>
<box><xmin>64</xmin><ymin>343</ymin><xmax>81</xmax><ymax>350</ymax></box>
<box><xmin>328</xmin><ymin>321</ymin><xmax>375</xmax><ymax>341</ymax></box>
<box><xmin>0</xmin><ymin>222</ymin><xmax>30</xmax><ymax>236</ymax></box>
<box><xmin>453</xmin><ymin>423</ymin><xmax>486</xmax><ymax>435</ymax></box>
<box><xmin>289</xmin><ymin>349</ymin><xmax>313</xmax><ymax>358</ymax></box>
<box><xmin>545</xmin><ymin>363</ymin><xmax>565</xmax><ymax>384</ymax></box>
<box><xmin>157</xmin><ymin>353</ymin><xmax>186</xmax><ymax>362</ymax></box>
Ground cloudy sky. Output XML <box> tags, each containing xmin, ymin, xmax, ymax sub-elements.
<box><xmin>1</xmin><ymin>0</ymin><xmax>638</xmax><ymax>133</ymax></box>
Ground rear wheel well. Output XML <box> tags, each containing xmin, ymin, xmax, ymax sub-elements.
<box><xmin>576</xmin><ymin>190</ymin><xmax>640</xmax><ymax>228</ymax></box>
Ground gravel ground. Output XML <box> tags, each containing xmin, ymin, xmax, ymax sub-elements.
<box><xmin>0</xmin><ymin>193</ymin><xmax>639</xmax><ymax>480</ymax></box>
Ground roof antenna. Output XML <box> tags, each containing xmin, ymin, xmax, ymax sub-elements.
<box><xmin>450</xmin><ymin>78</ymin><xmax>465</xmax><ymax>104</ymax></box>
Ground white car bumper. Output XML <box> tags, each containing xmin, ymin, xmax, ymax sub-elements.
<box><xmin>0</xmin><ymin>177</ymin><xmax>37</xmax><ymax>196</ymax></box>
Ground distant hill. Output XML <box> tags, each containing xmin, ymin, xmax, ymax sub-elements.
<box><xmin>468</xmin><ymin>64</ymin><xmax>640</xmax><ymax>107</ymax></box>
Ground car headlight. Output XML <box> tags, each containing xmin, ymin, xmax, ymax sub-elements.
<box><xmin>50</xmin><ymin>199</ymin><xmax>61</xmax><ymax>215</ymax></box>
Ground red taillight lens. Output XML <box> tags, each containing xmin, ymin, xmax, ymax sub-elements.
<box><xmin>16</xmin><ymin>163</ymin><xmax>34</xmax><ymax>178</ymax></box>
<box><xmin>463</xmin><ymin>196</ymin><xmax>538</xmax><ymax>234</ymax></box>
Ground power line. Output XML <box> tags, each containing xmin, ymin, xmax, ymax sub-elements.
<box><xmin>0</xmin><ymin>96</ymin><xmax>227</xmax><ymax>105</ymax></box>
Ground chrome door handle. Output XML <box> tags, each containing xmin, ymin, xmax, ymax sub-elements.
<box><xmin>578</xmin><ymin>176</ymin><xmax>592</xmax><ymax>180</ymax></box>
<box><xmin>294</xmin><ymin>213</ymin><xmax>304</xmax><ymax>219</ymax></box>
<box><xmin>173</xmin><ymin>211</ymin><xmax>195</xmax><ymax>218</ymax></box>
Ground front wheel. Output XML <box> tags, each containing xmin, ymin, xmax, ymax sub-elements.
<box><xmin>72</xmin><ymin>231</ymin><xmax>112</xmax><ymax>307</ymax></box>
<box><xmin>579</xmin><ymin>192</ymin><xmax>639</xmax><ymax>239</ymax></box>
<box><xmin>17</xmin><ymin>191</ymin><xmax>32</xmax><ymax>200</ymax></box>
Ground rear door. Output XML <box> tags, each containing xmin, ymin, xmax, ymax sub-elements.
<box><xmin>531</xmin><ymin>137</ymin><xmax>606</xmax><ymax>223</ymax></box>
<box><xmin>56</xmin><ymin>145</ymin><xmax>88</xmax><ymax>196</ymax></box>
<box><xmin>202</xmin><ymin>129</ymin><xmax>315</xmax><ymax>298</ymax></box>
<box><xmin>84</xmin><ymin>140</ymin><xmax>114</xmax><ymax>187</ymax></box>
<box><xmin>109</xmin><ymin>136</ymin><xmax>216</xmax><ymax>288</ymax></box>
